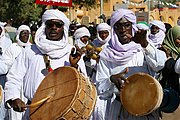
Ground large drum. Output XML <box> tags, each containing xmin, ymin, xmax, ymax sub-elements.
<box><xmin>30</xmin><ymin>66</ymin><xmax>97</xmax><ymax>120</ymax></box>
<box><xmin>120</xmin><ymin>72</ymin><xmax>163</xmax><ymax>116</ymax></box>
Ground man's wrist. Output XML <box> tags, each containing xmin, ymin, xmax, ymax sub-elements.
<box><xmin>71</xmin><ymin>64</ymin><xmax>79</xmax><ymax>69</ymax></box>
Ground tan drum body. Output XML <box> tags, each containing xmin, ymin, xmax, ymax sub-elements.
<box><xmin>30</xmin><ymin>66</ymin><xmax>97</xmax><ymax>120</ymax></box>
<box><xmin>120</xmin><ymin>72</ymin><xmax>163</xmax><ymax>116</ymax></box>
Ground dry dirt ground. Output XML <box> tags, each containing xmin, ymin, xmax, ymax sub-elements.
<box><xmin>161</xmin><ymin>106</ymin><xmax>180</xmax><ymax>120</ymax></box>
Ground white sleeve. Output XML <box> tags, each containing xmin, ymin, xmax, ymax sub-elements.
<box><xmin>4</xmin><ymin>50</ymin><xmax>27</xmax><ymax>102</ymax></box>
<box><xmin>143</xmin><ymin>43</ymin><xmax>167</xmax><ymax>72</ymax></box>
<box><xmin>175</xmin><ymin>57</ymin><xmax>180</xmax><ymax>74</ymax></box>
<box><xmin>0</xmin><ymin>46</ymin><xmax>14</xmax><ymax>75</ymax></box>
<box><xmin>96</xmin><ymin>58</ymin><xmax>117</xmax><ymax>99</ymax></box>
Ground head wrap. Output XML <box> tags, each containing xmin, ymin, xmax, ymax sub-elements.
<box><xmin>150</xmin><ymin>20</ymin><xmax>166</xmax><ymax>32</ymax></box>
<box><xmin>136</xmin><ymin>21</ymin><xmax>149</xmax><ymax>30</ymax></box>
<box><xmin>148</xmin><ymin>20</ymin><xmax>166</xmax><ymax>48</ymax></box>
<box><xmin>163</xmin><ymin>25</ymin><xmax>180</xmax><ymax>59</ymax></box>
<box><xmin>35</xmin><ymin>9</ymin><xmax>71</xmax><ymax>59</ymax></box>
<box><xmin>16</xmin><ymin>25</ymin><xmax>31</xmax><ymax>47</ymax></box>
<box><xmin>74</xmin><ymin>27</ymin><xmax>90</xmax><ymax>40</ymax></box>
<box><xmin>74</xmin><ymin>27</ymin><xmax>90</xmax><ymax>48</ymax></box>
<box><xmin>42</xmin><ymin>9</ymin><xmax>70</xmax><ymax>29</ymax></box>
<box><xmin>96</xmin><ymin>23</ymin><xmax>111</xmax><ymax>44</ymax></box>
<box><xmin>110</xmin><ymin>8</ymin><xmax>138</xmax><ymax>36</ymax></box>
<box><xmin>0</xmin><ymin>22</ymin><xmax>7</xmax><ymax>27</ymax></box>
<box><xmin>99</xmin><ymin>8</ymin><xmax>141</xmax><ymax>65</ymax></box>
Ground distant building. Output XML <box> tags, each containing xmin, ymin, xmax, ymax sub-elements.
<box><xmin>67</xmin><ymin>0</ymin><xmax>180</xmax><ymax>26</ymax></box>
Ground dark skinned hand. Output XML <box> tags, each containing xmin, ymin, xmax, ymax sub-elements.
<box><xmin>132</xmin><ymin>30</ymin><xmax>148</xmax><ymax>48</ymax></box>
<box><xmin>158</xmin><ymin>45</ymin><xmax>171</xmax><ymax>58</ymax></box>
<box><xmin>7</xmin><ymin>98</ymin><xmax>26</xmax><ymax>112</ymax></box>
<box><xmin>110</xmin><ymin>68</ymin><xmax>129</xmax><ymax>90</ymax></box>
<box><xmin>69</xmin><ymin>44</ymin><xmax>83</xmax><ymax>68</ymax></box>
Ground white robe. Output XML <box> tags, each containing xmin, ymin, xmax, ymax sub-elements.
<box><xmin>0</xmin><ymin>33</ymin><xmax>12</xmax><ymax>87</ymax></box>
<box><xmin>0</xmin><ymin>43</ymin><xmax>24</xmax><ymax>75</ymax></box>
<box><xmin>175</xmin><ymin>57</ymin><xmax>180</xmax><ymax>74</ymax></box>
<box><xmin>4</xmin><ymin>44</ymin><xmax>87</xmax><ymax>119</ymax></box>
<box><xmin>94</xmin><ymin>43</ymin><xmax>167</xmax><ymax>120</ymax></box>
<box><xmin>0</xmin><ymin>43</ymin><xmax>28</xmax><ymax>120</ymax></box>
<box><xmin>0</xmin><ymin>33</ymin><xmax>12</xmax><ymax>120</ymax></box>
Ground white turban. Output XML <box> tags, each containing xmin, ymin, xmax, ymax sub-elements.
<box><xmin>74</xmin><ymin>27</ymin><xmax>91</xmax><ymax>40</ymax></box>
<box><xmin>16</xmin><ymin>25</ymin><xmax>31</xmax><ymax>35</ymax></box>
<box><xmin>136</xmin><ymin>21</ymin><xmax>149</xmax><ymax>30</ymax></box>
<box><xmin>35</xmin><ymin>9</ymin><xmax>71</xmax><ymax>59</ymax></box>
<box><xmin>96</xmin><ymin>23</ymin><xmax>111</xmax><ymax>44</ymax></box>
<box><xmin>42</xmin><ymin>9</ymin><xmax>70</xmax><ymax>29</ymax></box>
<box><xmin>150</xmin><ymin>20</ymin><xmax>166</xmax><ymax>32</ymax></box>
<box><xmin>74</xmin><ymin>27</ymin><xmax>91</xmax><ymax>48</ymax></box>
<box><xmin>16</xmin><ymin>25</ymin><xmax>31</xmax><ymax>47</ymax></box>
<box><xmin>110</xmin><ymin>8</ymin><xmax>138</xmax><ymax>36</ymax></box>
<box><xmin>97</xmin><ymin>23</ymin><xmax>111</xmax><ymax>32</ymax></box>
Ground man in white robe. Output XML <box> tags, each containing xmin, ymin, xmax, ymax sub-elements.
<box><xmin>74</xmin><ymin>27</ymin><xmax>91</xmax><ymax>49</ymax></box>
<box><xmin>0</xmin><ymin>25</ymin><xmax>12</xmax><ymax>87</ymax></box>
<box><xmin>0</xmin><ymin>24</ymin><xmax>12</xmax><ymax>120</ymax></box>
<box><xmin>95</xmin><ymin>8</ymin><xmax>167</xmax><ymax>120</ymax></box>
<box><xmin>148</xmin><ymin>20</ymin><xmax>166</xmax><ymax>48</ymax></box>
<box><xmin>89</xmin><ymin>23</ymin><xmax>112</xmax><ymax>120</ymax></box>
<box><xmin>4</xmin><ymin>9</ymin><xmax>87</xmax><ymax>119</ymax></box>
<box><xmin>0</xmin><ymin>25</ymin><xmax>31</xmax><ymax>120</ymax></box>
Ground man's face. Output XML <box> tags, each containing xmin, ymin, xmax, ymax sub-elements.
<box><xmin>19</xmin><ymin>30</ymin><xmax>29</xmax><ymax>43</ymax></box>
<box><xmin>45</xmin><ymin>19</ymin><xmax>64</xmax><ymax>41</ymax></box>
<box><xmin>114</xmin><ymin>17</ymin><xmax>132</xmax><ymax>44</ymax></box>
<box><xmin>150</xmin><ymin>25</ymin><xmax>160</xmax><ymax>35</ymax></box>
<box><xmin>98</xmin><ymin>30</ymin><xmax>109</xmax><ymax>40</ymax></box>
<box><xmin>80</xmin><ymin>36</ymin><xmax>89</xmax><ymax>44</ymax></box>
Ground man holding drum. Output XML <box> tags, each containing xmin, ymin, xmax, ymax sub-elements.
<box><xmin>94</xmin><ymin>8</ymin><xmax>167</xmax><ymax>120</ymax></box>
<box><xmin>4</xmin><ymin>9</ymin><xmax>87</xmax><ymax>119</ymax></box>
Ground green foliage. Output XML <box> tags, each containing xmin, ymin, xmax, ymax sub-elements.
<box><xmin>0</xmin><ymin>0</ymin><xmax>99</xmax><ymax>26</ymax></box>
<box><xmin>0</xmin><ymin>0</ymin><xmax>43</xmax><ymax>27</ymax></box>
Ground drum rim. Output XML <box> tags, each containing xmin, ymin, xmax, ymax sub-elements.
<box><xmin>120</xmin><ymin>72</ymin><xmax>163</xmax><ymax>116</ymax></box>
<box><xmin>30</xmin><ymin>66</ymin><xmax>80</xmax><ymax>119</ymax></box>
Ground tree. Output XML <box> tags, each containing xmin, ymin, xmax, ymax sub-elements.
<box><xmin>0</xmin><ymin>0</ymin><xmax>99</xmax><ymax>27</ymax></box>
<box><xmin>0</xmin><ymin>0</ymin><xmax>44</xmax><ymax>27</ymax></box>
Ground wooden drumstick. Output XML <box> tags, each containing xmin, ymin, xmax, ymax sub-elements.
<box><xmin>25</xmin><ymin>96</ymin><xmax>51</xmax><ymax>108</ymax></box>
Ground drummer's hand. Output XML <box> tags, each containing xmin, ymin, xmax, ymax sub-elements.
<box><xmin>69</xmin><ymin>45</ymin><xmax>82</xmax><ymax>69</ymax></box>
<box><xmin>8</xmin><ymin>98</ymin><xmax>26</xmax><ymax>112</ymax></box>
<box><xmin>132</xmin><ymin>30</ymin><xmax>148</xmax><ymax>48</ymax></box>
<box><xmin>110</xmin><ymin>68</ymin><xmax>129</xmax><ymax>90</ymax></box>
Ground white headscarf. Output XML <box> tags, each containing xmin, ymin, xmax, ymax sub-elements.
<box><xmin>150</xmin><ymin>20</ymin><xmax>166</xmax><ymax>32</ymax></box>
<box><xmin>74</xmin><ymin>27</ymin><xmax>90</xmax><ymax>48</ymax></box>
<box><xmin>99</xmin><ymin>8</ymin><xmax>141</xmax><ymax>65</ymax></box>
<box><xmin>35</xmin><ymin>9</ymin><xmax>71</xmax><ymax>59</ymax></box>
<box><xmin>16</xmin><ymin>25</ymin><xmax>31</xmax><ymax>47</ymax></box>
<box><xmin>148</xmin><ymin>20</ymin><xmax>166</xmax><ymax>48</ymax></box>
<box><xmin>136</xmin><ymin>21</ymin><xmax>149</xmax><ymax>30</ymax></box>
<box><xmin>96</xmin><ymin>23</ymin><xmax>111</xmax><ymax>44</ymax></box>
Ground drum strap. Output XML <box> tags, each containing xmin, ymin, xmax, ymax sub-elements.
<box><xmin>43</xmin><ymin>54</ymin><xmax>53</xmax><ymax>72</ymax></box>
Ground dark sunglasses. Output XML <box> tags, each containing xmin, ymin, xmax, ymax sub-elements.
<box><xmin>45</xmin><ymin>21</ymin><xmax>64</xmax><ymax>28</ymax></box>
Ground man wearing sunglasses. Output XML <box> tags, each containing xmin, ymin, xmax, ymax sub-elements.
<box><xmin>4</xmin><ymin>9</ymin><xmax>87</xmax><ymax>119</ymax></box>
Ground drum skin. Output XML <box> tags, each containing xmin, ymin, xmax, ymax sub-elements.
<box><xmin>120</xmin><ymin>72</ymin><xmax>163</xmax><ymax>116</ymax></box>
<box><xmin>30</xmin><ymin>66</ymin><xmax>97</xmax><ymax>120</ymax></box>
